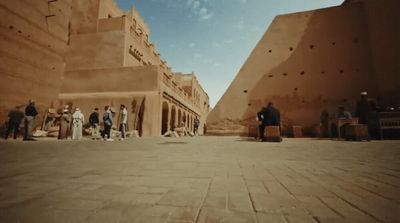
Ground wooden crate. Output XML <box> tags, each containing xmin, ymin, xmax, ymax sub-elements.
<box><xmin>345</xmin><ymin>124</ymin><xmax>370</xmax><ymax>141</ymax></box>
<box><xmin>290</xmin><ymin>125</ymin><xmax>303</xmax><ymax>138</ymax></box>
<box><xmin>265</xmin><ymin>126</ymin><xmax>282</xmax><ymax>142</ymax></box>
<box><xmin>248</xmin><ymin>124</ymin><xmax>258</xmax><ymax>138</ymax></box>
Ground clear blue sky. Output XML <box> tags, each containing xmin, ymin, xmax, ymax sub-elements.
<box><xmin>116</xmin><ymin>0</ymin><xmax>344</xmax><ymax>107</ymax></box>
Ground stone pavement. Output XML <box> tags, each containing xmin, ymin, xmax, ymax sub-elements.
<box><xmin>0</xmin><ymin>137</ymin><xmax>399</xmax><ymax>223</ymax></box>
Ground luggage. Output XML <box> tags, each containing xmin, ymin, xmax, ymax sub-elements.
<box><xmin>345</xmin><ymin>124</ymin><xmax>370</xmax><ymax>141</ymax></box>
<box><xmin>265</xmin><ymin>126</ymin><xmax>282</xmax><ymax>142</ymax></box>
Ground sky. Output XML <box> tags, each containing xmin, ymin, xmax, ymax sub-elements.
<box><xmin>115</xmin><ymin>0</ymin><xmax>344</xmax><ymax>107</ymax></box>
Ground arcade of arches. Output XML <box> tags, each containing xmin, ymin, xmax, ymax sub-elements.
<box><xmin>161</xmin><ymin>100</ymin><xmax>199</xmax><ymax>135</ymax></box>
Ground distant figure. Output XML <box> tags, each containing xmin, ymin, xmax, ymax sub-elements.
<box><xmin>331</xmin><ymin>106</ymin><xmax>352</xmax><ymax>137</ymax></box>
<box><xmin>257</xmin><ymin>102</ymin><xmax>281</xmax><ymax>141</ymax></box>
<box><xmin>24</xmin><ymin>99</ymin><xmax>38</xmax><ymax>140</ymax></box>
<box><xmin>59</xmin><ymin>107</ymin><xmax>71</xmax><ymax>139</ymax></box>
<box><xmin>102</xmin><ymin>105</ymin><xmax>114</xmax><ymax>141</ymax></box>
<box><xmin>355</xmin><ymin>91</ymin><xmax>371</xmax><ymax>124</ymax></box>
<box><xmin>336</xmin><ymin>106</ymin><xmax>352</xmax><ymax>119</ymax></box>
<box><xmin>119</xmin><ymin>104</ymin><xmax>128</xmax><ymax>141</ymax></box>
<box><xmin>194</xmin><ymin>117</ymin><xmax>200</xmax><ymax>135</ymax></box>
<box><xmin>319</xmin><ymin>109</ymin><xmax>329</xmax><ymax>138</ymax></box>
<box><xmin>71</xmin><ymin>108</ymin><xmax>84</xmax><ymax>140</ymax></box>
<box><xmin>89</xmin><ymin>108</ymin><xmax>100</xmax><ymax>140</ymax></box>
<box><xmin>4</xmin><ymin>106</ymin><xmax>24</xmax><ymax>140</ymax></box>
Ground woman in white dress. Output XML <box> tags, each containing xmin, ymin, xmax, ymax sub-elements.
<box><xmin>72</xmin><ymin>108</ymin><xmax>84</xmax><ymax>140</ymax></box>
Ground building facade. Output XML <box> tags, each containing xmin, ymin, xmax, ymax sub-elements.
<box><xmin>0</xmin><ymin>0</ymin><xmax>210</xmax><ymax>136</ymax></box>
<box><xmin>207</xmin><ymin>0</ymin><xmax>400</xmax><ymax>135</ymax></box>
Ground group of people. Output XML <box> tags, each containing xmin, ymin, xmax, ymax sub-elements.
<box><xmin>255</xmin><ymin>91</ymin><xmax>383</xmax><ymax>141</ymax></box>
<box><xmin>59</xmin><ymin>104</ymin><xmax>128</xmax><ymax>141</ymax></box>
<box><xmin>4</xmin><ymin>99</ymin><xmax>38</xmax><ymax>140</ymax></box>
<box><xmin>3</xmin><ymin>100</ymin><xmax>129</xmax><ymax>141</ymax></box>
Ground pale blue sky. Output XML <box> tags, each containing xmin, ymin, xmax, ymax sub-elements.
<box><xmin>116</xmin><ymin>0</ymin><xmax>344</xmax><ymax>107</ymax></box>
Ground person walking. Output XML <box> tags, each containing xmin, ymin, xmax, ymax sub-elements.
<box><xmin>89</xmin><ymin>108</ymin><xmax>100</xmax><ymax>140</ymax></box>
<box><xmin>257</xmin><ymin>102</ymin><xmax>281</xmax><ymax>141</ymax></box>
<box><xmin>59</xmin><ymin>107</ymin><xmax>71</xmax><ymax>139</ymax></box>
<box><xmin>119</xmin><ymin>104</ymin><xmax>128</xmax><ymax>141</ymax></box>
<box><xmin>102</xmin><ymin>106</ymin><xmax>113</xmax><ymax>141</ymax></box>
<box><xmin>24</xmin><ymin>99</ymin><xmax>38</xmax><ymax>140</ymax></box>
<box><xmin>71</xmin><ymin>108</ymin><xmax>84</xmax><ymax>140</ymax></box>
<box><xmin>4</xmin><ymin>106</ymin><xmax>24</xmax><ymax>140</ymax></box>
<box><xmin>194</xmin><ymin>117</ymin><xmax>200</xmax><ymax>136</ymax></box>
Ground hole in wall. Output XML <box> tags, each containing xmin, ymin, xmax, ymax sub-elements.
<box><xmin>289</xmin><ymin>47</ymin><xmax>293</xmax><ymax>51</ymax></box>
<box><xmin>282</xmin><ymin>73</ymin><xmax>288</xmax><ymax>76</ymax></box>
<box><xmin>300</xmin><ymin>71</ymin><xmax>305</xmax><ymax>75</ymax></box>
<box><xmin>332</xmin><ymin>42</ymin><xmax>336</xmax><ymax>46</ymax></box>
<box><xmin>17</xmin><ymin>30</ymin><xmax>22</xmax><ymax>33</ymax></box>
<box><xmin>48</xmin><ymin>45</ymin><xmax>51</xmax><ymax>48</ymax></box>
<box><xmin>248</xmin><ymin>103</ymin><xmax>252</xmax><ymax>106</ymax></box>
<box><xmin>268</xmin><ymin>75</ymin><xmax>273</xmax><ymax>78</ymax></box>
<box><xmin>268</xmin><ymin>50</ymin><xmax>272</xmax><ymax>53</ymax></box>
<box><xmin>339</xmin><ymin>69</ymin><xmax>344</xmax><ymax>73</ymax></box>
<box><xmin>243</xmin><ymin>90</ymin><xmax>248</xmax><ymax>93</ymax></box>
<box><xmin>9</xmin><ymin>25</ymin><xmax>14</xmax><ymax>30</ymax></box>
<box><xmin>294</xmin><ymin>88</ymin><xmax>298</xmax><ymax>91</ymax></box>
<box><xmin>343</xmin><ymin>99</ymin><xmax>348</xmax><ymax>102</ymax></box>
<box><xmin>321</xmin><ymin>71</ymin><xmax>325</xmax><ymax>74</ymax></box>
<box><xmin>309</xmin><ymin>45</ymin><xmax>314</xmax><ymax>49</ymax></box>
<box><xmin>302</xmin><ymin>100</ymin><xmax>306</xmax><ymax>103</ymax></box>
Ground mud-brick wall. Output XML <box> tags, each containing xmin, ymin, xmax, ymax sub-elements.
<box><xmin>0</xmin><ymin>0</ymin><xmax>72</xmax><ymax>124</ymax></box>
<box><xmin>207</xmin><ymin>0</ymin><xmax>398</xmax><ymax>135</ymax></box>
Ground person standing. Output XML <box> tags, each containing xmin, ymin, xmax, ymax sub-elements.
<box><xmin>194</xmin><ymin>117</ymin><xmax>200</xmax><ymax>136</ymax></box>
<box><xmin>356</xmin><ymin>91</ymin><xmax>371</xmax><ymax>124</ymax></box>
<box><xmin>319</xmin><ymin>109</ymin><xmax>330</xmax><ymax>138</ymax></box>
<box><xmin>119</xmin><ymin>104</ymin><xmax>128</xmax><ymax>141</ymax></box>
<box><xmin>59</xmin><ymin>107</ymin><xmax>71</xmax><ymax>140</ymax></box>
<box><xmin>257</xmin><ymin>102</ymin><xmax>281</xmax><ymax>141</ymax></box>
<box><xmin>102</xmin><ymin>106</ymin><xmax>113</xmax><ymax>141</ymax></box>
<box><xmin>24</xmin><ymin>99</ymin><xmax>38</xmax><ymax>140</ymax></box>
<box><xmin>71</xmin><ymin>108</ymin><xmax>84</xmax><ymax>140</ymax></box>
<box><xmin>89</xmin><ymin>108</ymin><xmax>100</xmax><ymax>140</ymax></box>
<box><xmin>4</xmin><ymin>106</ymin><xmax>24</xmax><ymax>140</ymax></box>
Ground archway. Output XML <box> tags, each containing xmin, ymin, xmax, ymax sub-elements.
<box><xmin>161</xmin><ymin>102</ymin><xmax>169</xmax><ymax>135</ymax></box>
<box><xmin>170</xmin><ymin>105</ymin><xmax>176</xmax><ymax>130</ymax></box>
<box><xmin>178</xmin><ymin>109</ymin><xmax>182</xmax><ymax>127</ymax></box>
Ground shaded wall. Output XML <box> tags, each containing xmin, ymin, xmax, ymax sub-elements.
<box><xmin>0</xmin><ymin>0</ymin><xmax>72</xmax><ymax>123</ymax></box>
<box><xmin>207</xmin><ymin>0</ymin><xmax>398</xmax><ymax>135</ymax></box>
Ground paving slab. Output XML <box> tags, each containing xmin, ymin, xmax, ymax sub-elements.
<box><xmin>0</xmin><ymin>137</ymin><xmax>399</xmax><ymax>222</ymax></box>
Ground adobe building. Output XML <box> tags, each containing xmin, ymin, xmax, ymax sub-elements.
<box><xmin>0</xmin><ymin>0</ymin><xmax>72</xmax><ymax>123</ymax></box>
<box><xmin>0</xmin><ymin>0</ymin><xmax>210</xmax><ymax>136</ymax></box>
<box><xmin>207</xmin><ymin>0</ymin><xmax>400</xmax><ymax>136</ymax></box>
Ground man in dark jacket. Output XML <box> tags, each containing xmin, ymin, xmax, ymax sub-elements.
<box><xmin>355</xmin><ymin>91</ymin><xmax>371</xmax><ymax>124</ymax></box>
<box><xmin>4</xmin><ymin>106</ymin><xmax>24</xmax><ymax>140</ymax></box>
<box><xmin>257</xmin><ymin>102</ymin><xmax>281</xmax><ymax>141</ymax></box>
<box><xmin>89</xmin><ymin>108</ymin><xmax>100</xmax><ymax>140</ymax></box>
<box><xmin>24</xmin><ymin>99</ymin><xmax>38</xmax><ymax>140</ymax></box>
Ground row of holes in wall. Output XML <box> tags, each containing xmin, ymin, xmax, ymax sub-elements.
<box><xmin>8</xmin><ymin>25</ymin><xmax>57</xmax><ymax>70</ymax></box>
<box><xmin>267</xmin><ymin>38</ymin><xmax>360</xmax><ymax>53</ymax></box>
<box><xmin>247</xmin><ymin>98</ymin><xmax>351</xmax><ymax>106</ymax></box>
<box><xmin>264</xmin><ymin>68</ymin><xmax>361</xmax><ymax>78</ymax></box>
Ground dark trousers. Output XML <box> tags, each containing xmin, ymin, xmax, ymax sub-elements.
<box><xmin>119</xmin><ymin>123</ymin><xmax>126</xmax><ymax>138</ymax></box>
<box><xmin>5</xmin><ymin>122</ymin><xmax>20</xmax><ymax>139</ymax></box>
<box><xmin>102</xmin><ymin>124</ymin><xmax>112</xmax><ymax>139</ymax></box>
<box><xmin>259</xmin><ymin>123</ymin><xmax>266</xmax><ymax>139</ymax></box>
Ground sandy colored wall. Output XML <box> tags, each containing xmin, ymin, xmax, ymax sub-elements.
<box><xmin>361</xmin><ymin>0</ymin><xmax>400</xmax><ymax>105</ymax></box>
<box><xmin>0</xmin><ymin>0</ymin><xmax>71</xmax><ymax>124</ymax></box>
<box><xmin>207</xmin><ymin>1</ymin><xmax>393</xmax><ymax>135</ymax></box>
<box><xmin>61</xmin><ymin>66</ymin><xmax>160</xmax><ymax>93</ymax></box>
<box><xmin>70</xmin><ymin>0</ymin><xmax>99</xmax><ymax>35</ymax></box>
<box><xmin>65</xmin><ymin>31</ymin><xmax>125</xmax><ymax>70</ymax></box>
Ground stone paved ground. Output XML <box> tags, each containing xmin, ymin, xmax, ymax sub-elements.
<box><xmin>0</xmin><ymin>137</ymin><xmax>399</xmax><ymax>223</ymax></box>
